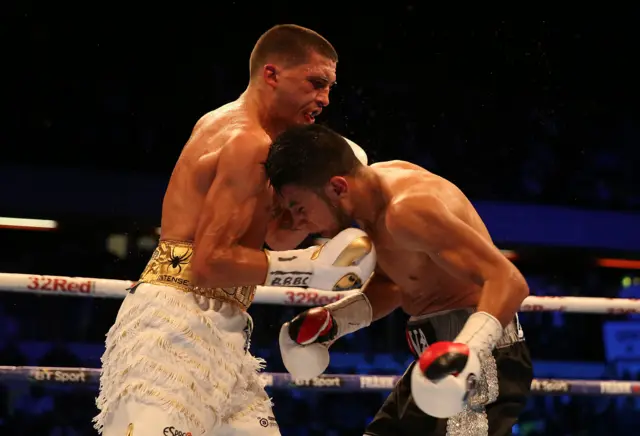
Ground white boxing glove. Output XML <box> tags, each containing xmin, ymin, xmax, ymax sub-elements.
<box><xmin>279</xmin><ymin>292</ymin><xmax>373</xmax><ymax>380</ymax></box>
<box><xmin>411</xmin><ymin>312</ymin><xmax>503</xmax><ymax>418</ymax></box>
<box><xmin>410</xmin><ymin>343</ymin><xmax>482</xmax><ymax>418</ymax></box>
<box><xmin>342</xmin><ymin>136</ymin><xmax>368</xmax><ymax>165</ymax></box>
<box><xmin>279</xmin><ymin>322</ymin><xmax>331</xmax><ymax>380</ymax></box>
<box><xmin>264</xmin><ymin>228</ymin><xmax>376</xmax><ymax>291</ymax></box>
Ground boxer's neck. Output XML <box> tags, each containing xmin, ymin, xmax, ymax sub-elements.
<box><xmin>348</xmin><ymin>169</ymin><xmax>387</xmax><ymax>234</ymax></box>
<box><xmin>242</xmin><ymin>86</ymin><xmax>286</xmax><ymax>139</ymax></box>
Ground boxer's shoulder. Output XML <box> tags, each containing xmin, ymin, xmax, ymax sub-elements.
<box><xmin>381</xmin><ymin>170</ymin><xmax>467</xmax><ymax>217</ymax></box>
<box><xmin>382</xmin><ymin>186</ymin><xmax>457</xmax><ymax>247</ymax></box>
<box><xmin>195</xmin><ymin>128</ymin><xmax>270</xmax><ymax>166</ymax></box>
<box><xmin>192</xmin><ymin>103</ymin><xmax>271</xmax><ymax>151</ymax></box>
<box><xmin>371</xmin><ymin>159</ymin><xmax>424</xmax><ymax>171</ymax></box>
<box><xmin>225</xmin><ymin>129</ymin><xmax>271</xmax><ymax>155</ymax></box>
<box><xmin>371</xmin><ymin>162</ymin><xmax>448</xmax><ymax>196</ymax></box>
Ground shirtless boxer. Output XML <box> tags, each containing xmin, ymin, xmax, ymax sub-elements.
<box><xmin>263</xmin><ymin>124</ymin><xmax>534</xmax><ymax>436</ymax></box>
<box><xmin>94</xmin><ymin>26</ymin><xmax>376</xmax><ymax>436</ymax></box>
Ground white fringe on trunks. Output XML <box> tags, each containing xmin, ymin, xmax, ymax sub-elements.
<box><xmin>93</xmin><ymin>283</ymin><xmax>270</xmax><ymax>435</ymax></box>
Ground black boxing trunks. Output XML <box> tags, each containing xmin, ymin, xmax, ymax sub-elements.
<box><xmin>364</xmin><ymin>308</ymin><xmax>533</xmax><ymax>436</ymax></box>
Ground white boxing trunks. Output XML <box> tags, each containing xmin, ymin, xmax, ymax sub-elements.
<box><xmin>94</xmin><ymin>240</ymin><xmax>281</xmax><ymax>436</ymax></box>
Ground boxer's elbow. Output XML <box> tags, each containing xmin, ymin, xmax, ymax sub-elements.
<box><xmin>483</xmin><ymin>263</ymin><xmax>528</xmax><ymax>302</ymax></box>
<box><xmin>481</xmin><ymin>266</ymin><xmax>529</xmax><ymax>327</ymax></box>
<box><xmin>502</xmin><ymin>265</ymin><xmax>529</xmax><ymax>303</ymax></box>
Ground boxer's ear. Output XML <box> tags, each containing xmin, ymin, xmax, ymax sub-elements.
<box><xmin>326</xmin><ymin>176</ymin><xmax>349</xmax><ymax>199</ymax></box>
<box><xmin>263</xmin><ymin>64</ymin><xmax>278</xmax><ymax>87</ymax></box>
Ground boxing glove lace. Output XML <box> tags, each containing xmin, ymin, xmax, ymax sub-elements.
<box><xmin>264</xmin><ymin>228</ymin><xmax>376</xmax><ymax>291</ymax></box>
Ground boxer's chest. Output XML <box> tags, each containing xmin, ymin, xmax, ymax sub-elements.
<box><xmin>372</xmin><ymin>230</ymin><xmax>478</xmax><ymax>315</ymax></box>
<box><xmin>371</xmin><ymin>228</ymin><xmax>433</xmax><ymax>286</ymax></box>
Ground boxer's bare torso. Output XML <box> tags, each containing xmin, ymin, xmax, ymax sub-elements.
<box><xmin>155</xmin><ymin>99</ymin><xmax>322</xmax><ymax>288</ymax></box>
<box><xmin>160</xmin><ymin>100</ymin><xmax>272</xmax><ymax>250</ymax></box>
<box><xmin>359</xmin><ymin>161</ymin><xmax>494</xmax><ymax>316</ymax></box>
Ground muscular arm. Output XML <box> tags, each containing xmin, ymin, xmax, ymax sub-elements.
<box><xmin>191</xmin><ymin>133</ymin><xmax>270</xmax><ymax>288</ymax></box>
<box><xmin>362</xmin><ymin>270</ymin><xmax>402</xmax><ymax>321</ymax></box>
<box><xmin>386</xmin><ymin>194</ymin><xmax>529</xmax><ymax>327</ymax></box>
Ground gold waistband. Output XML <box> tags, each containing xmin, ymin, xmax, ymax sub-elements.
<box><xmin>138</xmin><ymin>240</ymin><xmax>256</xmax><ymax>311</ymax></box>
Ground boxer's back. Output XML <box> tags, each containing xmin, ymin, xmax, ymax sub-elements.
<box><xmin>370</xmin><ymin>161</ymin><xmax>493</xmax><ymax>315</ymax></box>
<box><xmin>159</xmin><ymin>100</ymin><xmax>272</xmax><ymax>250</ymax></box>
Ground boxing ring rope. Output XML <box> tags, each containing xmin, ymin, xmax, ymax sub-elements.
<box><xmin>1</xmin><ymin>272</ymin><xmax>639</xmax><ymax>397</ymax></box>
<box><xmin>2</xmin><ymin>272</ymin><xmax>640</xmax><ymax>313</ymax></box>
<box><xmin>0</xmin><ymin>366</ymin><xmax>639</xmax><ymax>396</ymax></box>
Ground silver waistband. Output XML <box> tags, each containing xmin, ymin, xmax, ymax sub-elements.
<box><xmin>407</xmin><ymin>308</ymin><xmax>524</xmax><ymax>349</ymax></box>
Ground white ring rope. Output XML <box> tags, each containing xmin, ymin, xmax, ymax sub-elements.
<box><xmin>0</xmin><ymin>272</ymin><xmax>638</xmax><ymax>314</ymax></box>
<box><xmin>1</xmin><ymin>275</ymin><xmax>638</xmax><ymax>398</ymax></box>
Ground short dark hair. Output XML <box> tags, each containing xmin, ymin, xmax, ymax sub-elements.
<box><xmin>264</xmin><ymin>124</ymin><xmax>363</xmax><ymax>193</ymax></box>
<box><xmin>249</xmin><ymin>24</ymin><xmax>338</xmax><ymax>78</ymax></box>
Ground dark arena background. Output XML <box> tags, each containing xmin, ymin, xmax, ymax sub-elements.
<box><xmin>2</xmin><ymin>5</ymin><xmax>640</xmax><ymax>436</ymax></box>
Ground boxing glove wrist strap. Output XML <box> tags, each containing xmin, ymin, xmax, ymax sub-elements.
<box><xmin>325</xmin><ymin>292</ymin><xmax>373</xmax><ymax>339</ymax></box>
<box><xmin>264</xmin><ymin>248</ymin><xmax>314</xmax><ymax>287</ymax></box>
<box><xmin>454</xmin><ymin>311</ymin><xmax>503</xmax><ymax>353</ymax></box>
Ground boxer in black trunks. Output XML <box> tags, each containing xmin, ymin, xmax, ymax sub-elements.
<box><xmin>265</xmin><ymin>124</ymin><xmax>533</xmax><ymax>435</ymax></box>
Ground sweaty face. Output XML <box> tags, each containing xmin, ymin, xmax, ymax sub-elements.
<box><xmin>278</xmin><ymin>185</ymin><xmax>352</xmax><ymax>238</ymax></box>
<box><xmin>273</xmin><ymin>52</ymin><xmax>337</xmax><ymax>126</ymax></box>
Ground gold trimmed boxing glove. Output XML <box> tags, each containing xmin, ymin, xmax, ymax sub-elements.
<box><xmin>264</xmin><ymin>228</ymin><xmax>376</xmax><ymax>291</ymax></box>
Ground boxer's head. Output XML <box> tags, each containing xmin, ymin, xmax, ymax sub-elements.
<box><xmin>264</xmin><ymin>124</ymin><xmax>365</xmax><ymax>237</ymax></box>
<box><xmin>250</xmin><ymin>25</ymin><xmax>337</xmax><ymax>129</ymax></box>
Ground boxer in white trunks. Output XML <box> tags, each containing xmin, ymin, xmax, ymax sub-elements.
<box><xmin>264</xmin><ymin>124</ymin><xmax>534</xmax><ymax>436</ymax></box>
<box><xmin>94</xmin><ymin>25</ymin><xmax>375</xmax><ymax>436</ymax></box>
